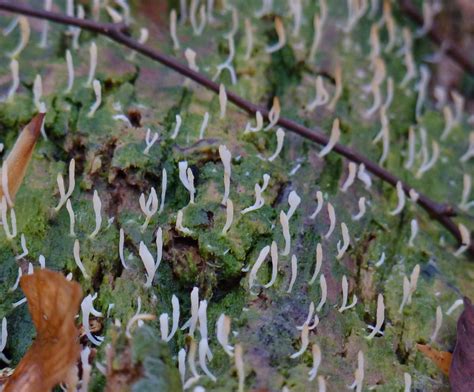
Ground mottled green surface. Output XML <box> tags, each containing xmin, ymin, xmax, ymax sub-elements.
<box><xmin>0</xmin><ymin>1</ymin><xmax>473</xmax><ymax>391</ymax></box>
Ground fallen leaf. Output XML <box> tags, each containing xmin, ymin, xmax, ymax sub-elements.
<box><xmin>450</xmin><ymin>297</ymin><xmax>474</xmax><ymax>392</ymax></box>
<box><xmin>0</xmin><ymin>113</ymin><xmax>44</xmax><ymax>206</ymax></box>
<box><xmin>3</xmin><ymin>269</ymin><xmax>82</xmax><ymax>392</ymax></box>
<box><xmin>416</xmin><ymin>343</ymin><xmax>452</xmax><ymax>375</ymax></box>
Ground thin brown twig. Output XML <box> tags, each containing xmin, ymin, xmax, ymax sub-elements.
<box><xmin>0</xmin><ymin>1</ymin><xmax>471</xmax><ymax>256</ymax></box>
<box><xmin>398</xmin><ymin>0</ymin><xmax>474</xmax><ymax>76</ymax></box>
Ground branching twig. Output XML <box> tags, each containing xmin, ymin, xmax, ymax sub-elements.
<box><xmin>399</xmin><ymin>0</ymin><xmax>474</xmax><ymax>75</ymax></box>
<box><xmin>0</xmin><ymin>1</ymin><xmax>471</xmax><ymax>256</ymax></box>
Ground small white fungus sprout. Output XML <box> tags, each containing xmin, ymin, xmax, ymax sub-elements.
<box><xmin>339</xmin><ymin>275</ymin><xmax>357</xmax><ymax>312</ymax></box>
<box><xmin>244</xmin><ymin>111</ymin><xmax>263</xmax><ymax>133</ymax></box>
<box><xmin>55</xmin><ymin>158</ymin><xmax>76</xmax><ymax>211</ymax></box>
<box><xmin>309</xmin><ymin>243</ymin><xmax>323</xmax><ymax>284</ymax></box>
<box><xmin>374</xmin><ymin>252</ymin><xmax>386</xmax><ymax>267</ymax></box>
<box><xmin>198</xmin><ymin>301</ymin><xmax>216</xmax><ymax>382</ymax></box>
<box><xmin>446</xmin><ymin>299</ymin><xmax>464</xmax><ymax>316</ymax></box>
<box><xmin>310</xmin><ymin>191</ymin><xmax>324</xmax><ymax>219</ymax></box>
<box><xmin>454</xmin><ymin>223</ymin><xmax>470</xmax><ymax>257</ymax></box>
<box><xmin>341</xmin><ymin>162</ymin><xmax>357</xmax><ymax>192</ymax></box>
<box><xmin>366</xmin><ymin>293</ymin><xmax>385</xmax><ymax>339</ymax></box>
<box><xmin>372</xmin><ymin>107</ymin><xmax>390</xmax><ymax>165</ymax></box>
<box><xmin>308</xmin><ymin>343</ymin><xmax>321</xmax><ymax>381</ymax></box>
<box><xmin>86</xmin><ymin>42</ymin><xmax>97</xmax><ymax>87</ymax></box>
<box><xmin>268</xmin><ymin>128</ymin><xmax>285</xmax><ymax>162</ymax></box>
<box><xmin>65</xmin><ymin>50</ymin><xmax>75</xmax><ymax>93</ymax></box>
<box><xmin>286</xmin><ymin>190</ymin><xmax>301</xmax><ymax>220</ymax></box>
<box><xmin>404</xmin><ymin>372</ymin><xmax>412</xmax><ymax>392</ymax></box>
<box><xmin>139</xmin><ymin>187</ymin><xmax>158</xmax><ymax>231</ymax></box>
<box><xmin>430</xmin><ymin>305</ymin><xmax>443</xmax><ymax>342</ymax></box>
<box><xmin>290</xmin><ymin>323</ymin><xmax>309</xmax><ymax>359</ymax></box>
<box><xmin>440</xmin><ymin>105</ymin><xmax>455</xmax><ymax>141</ymax></box>
<box><xmin>73</xmin><ymin>239</ymin><xmax>89</xmax><ymax>278</ymax></box>
<box><xmin>318</xmin><ymin>376</ymin><xmax>327</xmax><ymax>392</ymax></box>
<box><xmin>348</xmin><ymin>350</ymin><xmax>364</xmax><ymax>392</ymax></box>
<box><xmin>170</xmin><ymin>9</ymin><xmax>180</xmax><ymax>50</ymax></box>
<box><xmin>241</xmin><ymin>174</ymin><xmax>270</xmax><ymax>214</ymax></box>
<box><xmin>390</xmin><ymin>181</ymin><xmax>406</xmax><ymax>215</ymax></box>
<box><xmin>219</xmin><ymin>145</ymin><xmax>231</xmax><ymax>205</ymax></box>
<box><xmin>128</xmin><ymin>28</ymin><xmax>149</xmax><ymax>61</ymax></box>
<box><xmin>87</xmin><ymin>79</ymin><xmax>102</xmax><ymax>118</ymax></box>
<box><xmin>139</xmin><ymin>239</ymin><xmax>161</xmax><ymax>288</ymax></box>
<box><xmin>244</xmin><ymin>18</ymin><xmax>254</xmax><ymax>60</ymax></box>
<box><xmin>15</xmin><ymin>233</ymin><xmax>28</xmax><ymax>259</ymax></box>
<box><xmin>0</xmin><ymin>317</ymin><xmax>10</xmax><ymax>364</ymax></box>
<box><xmin>459</xmin><ymin>174</ymin><xmax>473</xmax><ymax>211</ymax></box>
<box><xmin>222</xmin><ymin>199</ymin><xmax>234</xmax><ymax>235</ymax></box>
<box><xmin>415</xmin><ymin>140</ymin><xmax>440</xmax><ymax>179</ymax></box>
<box><xmin>80</xmin><ymin>346</ymin><xmax>92</xmax><ymax>392</ymax></box>
<box><xmin>176</xmin><ymin>209</ymin><xmax>193</xmax><ymax>235</ymax></box>
<box><xmin>316</xmin><ymin>273</ymin><xmax>327</xmax><ymax>312</ymax></box>
<box><xmin>287</xmin><ymin>254</ymin><xmax>298</xmax><ymax>294</ymax></box>
<box><xmin>307</xmin><ymin>76</ymin><xmax>329</xmax><ymax>111</ymax></box>
<box><xmin>118</xmin><ymin>228</ymin><xmax>128</xmax><ymax>269</ymax></box>
<box><xmin>357</xmin><ymin>164</ymin><xmax>372</xmax><ymax>189</ymax></box>
<box><xmin>336</xmin><ymin>222</ymin><xmax>350</xmax><ymax>259</ymax></box>
<box><xmin>219</xmin><ymin>84</ymin><xmax>227</xmax><ymax>119</ymax></box>
<box><xmin>39</xmin><ymin>0</ymin><xmax>52</xmax><ymax>48</ymax></box>
<box><xmin>8</xmin><ymin>17</ymin><xmax>30</xmax><ymax>59</ymax></box>
<box><xmin>352</xmin><ymin>197</ymin><xmax>367</xmax><ymax>221</ymax></box>
<box><xmin>212</xmin><ymin>35</ymin><xmax>237</xmax><ymax>85</ymax></box>
<box><xmin>216</xmin><ymin>314</ymin><xmax>234</xmax><ymax>357</ymax></box>
<box><xmin>297</xmin><ymin>302</ymin><xmax>315</xmax><ymax>330</ymax></box>
<box><xmin>143</xmin><ymin>128</ymin><xmax>159</xmax><ymax>155</ymax></box>
<box><xmin>409</xmin><ymin>189</ymin><xmax>419</xmax><ymax>203</ymax></box>
<box><xmin>89</xmin><ymin>190</ymin><xmax>102</xmax><ymax>238</ymax></box>
<box><xmin>266</xmin><ymin>17</ymin><xmax>286</xmax><ymax>53</ymax></box>
<box><xmin>248</xmin><ymin>245</ymin><xmax>270</xmax><ymax>290</ymax></box>
<box><xmin>81</xmin><ymin>293</ymin><xmax>104</xmax><ymax>345</ymax></box>
<box><xmin>460</xmin><ymin>132</ymin><xmax>474</xmax><ymax>162</ymax></box>
<box><xmin>185</xmin><ymin>48</ymin><xmax>199</xmax><ymax>72</ymax></box>
<box><xmin>1</xmin><ymin>197</ymin><xmax>17</xmax><ymax>240</ymax></box>
<box><xmin>171</xmin><ymin>114</ymin><xmax>183</xmax><ymax>139</ymax></box>
<box><xmin>452</xmin><ymin>90</ymin><xmax>464</xmax><ymax>125</ymax></box>
<box><xmin>162</xmin><ymin>295</ymin><xmax>180</xmax><ymax>342</ymax></box>
<box><xmin>159</xmin><ymin>168</ymin><xmax>167</xmax><ymax>213</ymax></box>
<box><xmin>324</xmin><ymin>202</ymin><xmax>336</xmax><ymax>239</ymax></box>
<box><xmin>190</xmin><ymin>0</ymin><xmax>206</xmax><ymax>36</ymax></box>
<box><xmin>328</xmin><ymin>63</ymin><xmax>343</xmax><ymax>110</ymax></box>
<box><xmin>309</xmin><ymin>14</ymin><xmax>322</xmax><ymax>62</ymax></box>
<box><xmin>66</xmin><ymin>198</ymin><xmax>77</xmax><ymax>238</ymax></box>
<box><xmin>179</xmin><ymin>161</ymin><xmax>196</xmax><ymax>204</ymax></box>
<box><xmin>178</xmin><ymin>348</ymin><xmax>186</xmax><ymax>386</ymax></box>
<box><xmin>9</xmin><ymin>267</ymin><xmax>21</xmax><ymax>292</ymax></box>
<box><xmin>264</xmin><ymin>97</ymin><xmax>281</xmax><ymax>131</ymax></box>
<box><xmin>319</xmin><ymin>119</ymin><xmax>340</xmax><ymax>158</ymax></box>
<box><xmin>234</xmin><ymin>344</ymin><xmax>245</xmax><ymax>392</ymax></box>
<box><xmin>404</xmin><ymin>126</ymin><xmax>416</xmax><ymax>170</ymax></box>
<box><xmin>408</xmin><ymin>219</ymin><xmax>418</xmax><ymax>247</ymax></box>
<box><xmin>198</xmin><ymin>112</ymin><xmax>210</xmax><ymax>140</ymax></box>
<box><xmin>415</xmin><ymin>65</ymin><xmax>430</xmax><ymax>120</ymax></box>
<box><xmin>280</xmin><ymin>211</ymin><xmax>291</xmax><ymax>255</ymax></box>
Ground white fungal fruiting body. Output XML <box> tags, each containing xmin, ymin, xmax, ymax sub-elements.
<box><xmin>159</xmin><ymin>168</ymin><xmax>167</xmax><ymax>213</ymax></box>
<box><xmin>80</xmin><ymin>346</ymin><xmax>92</xmax><ymax>392</ymax></box>
<box><xmin>341</xmin><ymin>162</ymin><xmax>357</xmax><ymax>192</ymax></box>
<box><xmin>352</xmin><ymin>197</ymin><xmax>366</xmax><ymax>221</ymax></box>
<box><xmin>244</xmin><ymin>18</ymin><xmax>254</xmax><ymax>60</ymax></box>
<box><xmin>460</xmin><ymin>132</ymin><xmax>474</xmax><ymax>162</ymax></box>
<box><xmin>349</xmin><ymin>350</ymin><xmax>364</xmax><ymax>392</ymax></box>
<box><xmin>143</xmin><ymin>128</ymin><xmax>159</xmax><ymax>155</ymax></box>
<box><xmin>249</xmin><ymin>245</ymin><xmax>270</xmax><ymax>290</ymax></box>
<box><xmin>390</xmin><ymin>181</ymin><xmax>406</xmax><ymax>215</ymax></box>
<box><xmin>266</xmin><ymin>17</ymin><xmax>286</xmax><ymax>53</ymax></box>
<box><xmin>404</xmin><ymin>373</ymin><xmax>412</xmax><ymax>392</ymax></box>
<box><xmin>307</xmin><ymin>76</ymin><xmax>329</xmax><ymax>111</ymax></box>
<box><xmin>357</xmin><ymin>164</ymin><xmax>372</xmax><ymax>189</ymax></box>
<box><xmin>319</xmin><ymin>119</ymin><xmax>340</xmax><ymax>157</ymax></box>
<box><xmin>309</xmin><ymin>243</ymin><xmax>323</xmax><ymax>284</ymax></box>
<box><xmin>339</xmin><ymin>275</ymin><xmax>357</xmax><ymax>312</ymax></box>
<box><xmin>309</xmin><ymin>14</ymin><xmax>322</xmax><ymax>62</ymax></box>
<box><xmin>1</xmin><ymin>197</ymin><xmax>17</xmax><ymax>240</ymax></box>
<box><xmin>235</xmin><ymin>344</ymin><xmax>245</xmax><ymax>392</ymax></box>
<box><xmin>73</xmin><ymin>239</ymin><xmax>89</xmax><ymax>278</ymax></box>
<box><xmin>264</xmin><ymin>97</ymin><xmax>280</xmax><ymax>131</ymax></box>
<box><xmin>280</xmin><ymin>211</ymin><xmax>291</xmax><ymax>255</ymax></box>
<box><xmin>139</xmin><ymin>240</ymin><xmax>161</xmax><ymax>288</ymax></box>
<box><xmin>171</xmin><ymin>114</ymin><xmax>182</xmax><ymax>139</ymax></box>
<box><xmin>446</xmin><ymin>299</ymin><xmax>464</xmax><ymax>315</ymax></box>
<box><xmin>454</xmin><ymin>223</ymin><xmax>471</xmax><ymax>257</ymax></box>
<box><xmin>287</xmin><ymin>255</ymin><xmax>298</xmax><ymax>293</ymax></box>
<box><xmin>336</xmin><ymin>222</ymin><xmax>350</xmax><ymax>259</ymax></box>
<box><xmin>87</xmin><ymin>42</ymin><xmax>97</xmax><ymax>86</ymax></box>
<box><xmin>185</xmin><ymin>48</ymin><xmax>199</xmax><ymax>72</ymax></box>
<box><xmin>198</xmin><ymin>112</ymin><xmax>210</xmax><ymax>140</ymax></box>
<box><xmin>290</xmin><ymin>323</ymin><xmax>309</xmax><ymax>359</ymax></box>
<box><xmin>89</xmin><ymin>190</ymin><xmax>102</xmax><ymax>238</ymax></box>
<box><xmin>286</xmin><ymin>190</ymin><xmax>301</xmax><ymax>220</ymax></box>
<box><xmin>65</xmin><ymin>50</ymin><xmax>75</xmax><ymax>93</ymax></box>
<box><xmin>15</xmin><ymin>233</ymin><xmax>28</xmax><ymax>259</ymax></box>
<box><xmin>119</xmin><ymin>228</ymin><xmax>128</xmax><ymax>269</ymax></box>
<box><xmin>0</xmin><ymin>317</ymin><xmax>10</xmax><ymax>363</ymax></box>
<box><xmin>139</xmin><ymin>187</ymin><xmax>158</xmax><ymax>231</ymax></box>
<box><xmin>308</xmin><ymin>343</ymin><xmax>321</xmax><ymax>381</ymax></box>
<box><xmin>87</xmin><ymin>79</ymin><xmax>102</xmax><ymax>118</ymax></box>
<box><xmin>310</xmin><ymin>191</ymin><xmax>324</xmax><ymax>219</ymax></box>
<box><xmin>241</xmin><ymin>174</ymin><xmax>270</xmax><ymax>214</ymax></box>
<box><xmin>8</xmin><ymin>17</ymin><xmax>30</xmax><ymax>59</ymax></box>
<box><xmin>219</xmin><ymin>84</ymin><xmax>227</xmax><ymax>119</ymax></box>
<box><xmin>81</xmin><ymin>294</ymin><xmax>104</xmax><ymax>345</ymax></box>
<box><xmin>216</xmin><ymin>314</ymin><xmax>234</xmax><ymax>357</ymax></box>
<box><xmin>222</xmin><ymin>199</ymin><xmax>234</xmax><ymax>235</ymax></box>
<box><xmin>190</xmin><ymin>0</ymin><xmax>206</xmax><ymax>36</ymax></box>
<box><xmin>316</xmin><ymin>274</ymin><xmax>327</xmax><ymax>312</ymax></box>
<box><xmin>55</xmin><ymin>159</ymin><xmax>76</xmax><ymax>211</ymax></box>
<box><xmin>244</xmin><ymin>111</ymin><xmax>263</xmax><ymax>133</ymax></box>
<box><xmin>176</xmin><ymin>209</ymin><xmax>193</xmax><ymax>235</ymax></box>
<box><xmin>430</xmin><ymin>305</ymin><xmax>443</xmax><ymax>342</ymax></box>
<box><xmin>324</xmin><ymin>202</ymin><xmax>336</xmax><ymax>239</ymax></box>
<box><xmin>268</xmin><ymin>128</ymin><xmax>285</xmax><ymax>162</ymax></box>
<box><xmin>170</xmin><ymin>9</ymin><xmax>180</xmax><ymax>50</ymax></box>
<box><xmin>179</xmin><ymin>161</ymin><xmax>196</xmax><ymax>204</ymax></box>
<box><xmin>366</xmin><ymin>294</ymin><xmax>385</xmax><ymax>339</ymax></box>
<box><xmin>219</xmin><ymin>145</ymin><xmax>232</xmax><ymax>205</ymax></box>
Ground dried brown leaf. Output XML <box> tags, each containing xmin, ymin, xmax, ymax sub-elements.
<box><xmin>3</xmin><ymin>269</ymin><xmax>82</xmax><ymax>392</ymax></box>
<box><xmin>416</xmin><ymin>343</ymin><xmax>452</xmax><ymax>376</ymax></box>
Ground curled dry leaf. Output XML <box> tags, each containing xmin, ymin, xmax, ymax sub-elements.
<box><xmin>3</xmin><ymin>269</ymin><xmax>82</xmax><ymax>392</ymax></box>
<box><xmin>416</xmin><ymin>344</ymin><xmax>452</xmax><ymax>376</ymax></box>
<box><xmin>0</xmin><ymin>113</ymin><xmax>44</xmax><ymax>206</ymax></box>
<box><xmin>450</xmin><ymin>297</ymin><xmax>474</xmax><ymax>392</ymax></box>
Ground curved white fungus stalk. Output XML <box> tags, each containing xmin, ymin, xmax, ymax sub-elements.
<box><xmin>348</xmin><ymin>350</ymin><xmax>364</xmax><ymax>392</ymax></box>
<box><xmin>219</xmin><ymin>145</ymin><xmax>231</xmax><ymax>205</ymax></box>
<box><xmin>181</xmin><ymin>287</ymin><xmax>199</xmax><ymax>337</ymax></box>
<box><xmin>280</xmin><ymin>211</ymin><xmax>291</xmax><ymax>255</ymax></box>
<box><xmin>39</xmin><ymin>0</ymin><xmax>52</xmax><ymax>48</ymax></box>
<box><xmin>290</xmin><ymin>323</ymin><xmax>309</xmax><ymax>359</ymax></box>
<box><xmin>416</xmin><ymin>1</ymin><xmax>439</xmax><ymax>37</ymax></box>
<box><xmin>440</xmin><ymin>105</ymin><xmax>455</xmax><ymax>141</ymax></box>
<box><xmin>460</xmin><ymin>132</ymin><xmax>474</xmax><ymax>162</ymax></box>
<box><xmin>105</xmin><ymin>5</ymin><xmax>123</xmax><ymax>23</ymax></box>
<box><xmin>15</xmin><ymin>233</ymin><xmax>28</xmax><ymax>259</ymax></box>
<box><xmin>1</xmin><ymin>197</ymin><xmax>17</xmax><ymax>240</ymax></box>
<box><xmin>309</xmin><ymin>243</ymin><xmax>323</xmax><ymax>284</ymax></box>
<box><xmin>183</xmin><ymin>338</ymin><xmax>200</xmax><ymax>388</ymax></box>
<box><xmin>8</xmin><ymin>16</ymin><xmax>30</xmax><ymax>59</ymax></box>
<box><xmin>409</xmin><ymin>189</ymin><xmax>419</xmax><ymax>203</ymax></box>
<box><xmin>249</xmin><ymin>245</ymin><xmax>270</xmax><ymax>290</ymax></box>
<box><xmin>244</xmin><ymin>111</ymin><xmax>263</xmax><ymax>133</ymax></box>
<box><xmin>219</xmin><ymin>84</ymin><xmax>227</xmax><ymax>119</ymax></box>
<box><xmin>0</xmin><ymin>318</ymin><xmax>10</xmax><ymax>363</ymax></box>
<box><xmin>372</xmin><ymin>107</ymin><xmax>390</xmax><ymax>165</ymax></box>
<box><xmin>185</xmin><ymin>48</ymin><xmax>199</xmax><ymax>72</ymax></box>
<box><xmin>407</xmin><ymin>264</ymin><xmax>420</xmax><ymax>305</ymax></box>
<box><xmin>264</xmin><ymin>97</ymin><xmax>280</xmax><ymax>131</ymax></box>
<box><xmin>125</xmin><ymin>313</ymin><xmax>155</xmax><ymax>339</ymax></box>
<box><xmin>416</xmin><ymin>140</ymin><xmax>440</xmax><ymax>179</ymax></box>
<box><xmin>171</xmin><ymin>114</ymin><xmax>183</xmax><ymax>139</ymax></box>
<box><xmin>87</xmin><ymin>79</ymin><xmax>102</xmax><ymax>118</ymax></box>
<box><xmin>178</xmin><ymin>348</ymin><xmax>186</xmax><ymax>386</ymax></box>
<box><xmin>459</xmin><ymin>174</ymin><xmax>473</xmax><ymax>211</ymax></box>
<box><xmin>415</xmin><ymin>65</ymin><xmax>430</xmax><ymax>119</ymax></box>
<box><xmin>159</xmin><ymin>168</ymin><xmax>167</xmax><ymax>213</ymax></box>
<box><xmin>374</xmin><ymin>251</ymin><xmax>385</xmax><ymax>267</ymax></box>
<box><xmin>352</xmin><ymin>197</ymin><xmax>366</xmax><ymax>221</ymax></box>
<box><xmin>336</xmin><ymin>222</ymin><xmax>350</xmax><ymax>259</ymax></box>
<box><xmin>216</xmin><ymin>314</ymin><xmax>234</xmax><ymax>357</ymax></box>
<box><xmin>128</xmin><ymin>28</ymin><xmax>148</xmax><ymax>61</ymax></box>
<box><xmin>198</xmin><ymin>302</ymin><xmax>216</xmax><ymax>382</ymax></box>
<box><xmin>264</xmin><ymin>241</ymin><xmax>278</xmax><ymax>288</ymax></box>
<box><xmin>65</xmin><ymin>50</ymin><xmax>75</xmax><ymax>93</ymax></box>
<box><xmin>33</xmin><ymin>74</ymin><xmax>44</xmax><ymax>113</ymax></box>
<box><xmin>369</xmin><ymin>24</ymin><xmax>380</xmax><ymax>65</ymax></box>
<box><xmin>287</xmin><ymin>255</ymin><xmax>298</xmax><ymax>294</ymax></box>
<box><xmin>399</xmin><ymin>275</ymin><xmax>410</xmax><ymax>313</ymax></box>
<box><xmin>297</xmin><ymin>302</ymin><xmax>315</xmax><ymax>330</ymax></box>
<box><xmin>307</xmin><ymin>76</ymin><xmax>329</xmax><ymax>111</ymax></box>
<box><xmin>9</xmin><ymin>267</ymin><xmax>21</xmax><ymax>292</ymax></box>
<box><xmin>366</xmin><ymin>294</ymin><xmax>385</xmax><ymax>339</ymax></box>
<box><xmin>118</xmin><ymin>228</ymin><xmax>128</xmax><ymax>269</ymax></box>
<box><xmin>6</xmin><ymin>59</ymin><xmax>19</xmax><ymax>101</ymax></box>
<box><xmin>170</xmin><ymin>9</ymin><xmax>180</xmax><ymax>50</ymax></box>
<box><xmin>446</xmin><ymin>299</ymin><xmax>464</xmax><ymax>316</ymax></box>
<box><xmin>316</xmin><ymin>274</ymin><xmax>327</xmax><ymax>312</ymax></box>
<box><xmin>341</xmin><ymin>162</ymin><xmax>357</xmax><ymax>192</ymax></box>
<box><xmin>400</xmin><ymin>42</ymin><xmax>417</xmax><ymax>87</ymax></box>
<box><xmin>286</xmin><ymin>190</ymin><xmax>301</xmax><ymax>221</ymax></box>
<box><xmin>55</xmin><ymin>158</ymin><xmax>76</xmax><ymax>211</ymax></box>
<box><xmin>190</xmin><ymin>0</ymin><xmax>206</xmax><ymax>36</ymax></box>
<box><xmin>452</xmin><ymin>90</ymin><xmax>464</xmax><ymax>125</ymax></box>
<box><xmin>308</xmin><ymin>343</ymin><xmax>321</xmax><ymax>381</ymax></box>
<box><xmin>80</xmin><ymin>346</ymin><xmax>91</xmax><ymax>392</ymax></box>
<box><xmin>244</xmin><ymin>18</ymin><xmax>254</xmax><ymax>60</ymax></box>
<box><xmin>339</xmin><ymin>275</ymin><xmax>358</xmax><ymax>313</ymax></box>
<box><xmin>454</xmin><ymin>223</ymin><xmax>470</xmax><ymax>257</ymax></box>
<box><xmin>430</xmin><ymin>305</ymin><xmax>443</xmax><ymax>342</ymax></box>
<box><xmin>390</xmin><ymin>181</ymin><xmax>406</xmax><ymax>215</ymax></box>
<box><xmin>139</xmin><ymin>187</ymin><xmax>158</xmax><ymax>231</ymax></box>
<box><xmin>318</xmin><ymin>376</ymin><xmax>327</xmax><ymax>392</ymax></box>
<box><xmin>234</xmin><ymin>344</ymin><xmax>245</xmax><ymax>392</ymax></box>
<box><xmin>357</xmin><ymin>164</ymin><xmax>372</xmax><ymax>189</ymax></box>
<box><xmin>241</xmin><ymin>174</ymin><xmax>269</xmax><ymax>214</ymax></box>
<box><xmin>139</xmin><ymin>241</ymin><xmax>160</xmax><ymax>288</ymax></box>
<box><xmin>198</xmin><ymin>112</ymin><xmax>210</xmax><ymax>140</ymax></box>
<box><xmin>86</xmin><ymin>42</ymin><xmax>97</xmax><ymax>87</ymax></box>
<box><xmin>213</xmin><ymin>35</ymin><xmax>237</xmax><ymax>85</ymax></box>
<box><xmin>89</xmin><ymin>189</ymin><xmax>102</xmax><ymax>238</ymax></box>
<box><xmin>143</xmin><ymin>128</ymin><xmax>159</xmax><ymax>155</ymax></box>
<box><xmin>327</xmin><ymin>63</ymin><xmax>343</xmax><ymax>111</ymax></box>
<box><xmin>408</xmin><ymin>219</ymin><xmax>418</xmax><ymax>247</ymax></box>
<box><xmin>323</xmin><ymin>202</ymin><xmax>336</xmax><ymax>239</ymax></box>
<box><xmin>310</xmin><ymin>191</ymin><xmax>324</xmax><ymax>219</ymax></box>
<box><xmin>319</xmin><ymin>119</ymin><xmax>340</xmax><ymax>157</ymax></box>
<box><xmin>73</xmin><ymin>239</ymin><xmax>88</xmax><ymax>278</ymax></box>
<box><xmin>176</xmin><ymin>209</ymin><xmax>193</xmax><ymax>235</ymax></box>
<box><xmin>81</xmin><ymin>293</ymin><xmax>104</xmax><ymax>345</ymax></box>
<box><xmin>404</xmin><ymin>126</ymin><xmax>416</xmax><ymax>170</ymax></box>
<box><xmin>266</xmin><ymin>17</ymin><xmax>286</xmax><ymax>53</ymax></box>
<box><xmin>309</xmin><ymin>14</ymin><xmax>322</xmax><ymax>62</ymax></box>
<box><xmin>268</xmin><ymin>128</ymin><xmax>285</xmax><ymax>162</ymax></box>
<box><xmin>222</xmin><ymin>199</ymin><xmax>234</xmax><ymax>235</ymax></box>
<box><xmin>179</xmin><ymin>161</ymin><xmax>196</xmax><ymax>204</ymax></box>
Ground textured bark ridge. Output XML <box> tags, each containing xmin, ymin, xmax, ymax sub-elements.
<box><xmin>0</xmin><ymin>1</ymin><xmax>473</xmax><ymax>391</ymax></box>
